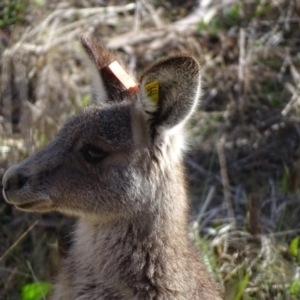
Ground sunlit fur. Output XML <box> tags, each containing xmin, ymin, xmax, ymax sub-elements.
<box><xmin>2</xmin><ymin>35</ymin><xmax>222</xmax><ymax>299</ymax></box>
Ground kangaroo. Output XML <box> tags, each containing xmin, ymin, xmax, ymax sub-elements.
<box><xmin>2</xmin><ymin>34</ymin><xmax>222</xmax><ymax>300</ymax></box>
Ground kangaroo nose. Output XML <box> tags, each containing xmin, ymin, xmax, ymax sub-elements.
<box><xmin>2</xmin><ymin>165</ymin><xmax>28</xmax><ymax>192</ymax></box>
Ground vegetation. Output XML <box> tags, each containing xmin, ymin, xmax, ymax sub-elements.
<box><xmin>1</xmin><ymin>0</ymin><xmax>300</xmax><ymax>299</ymax></box>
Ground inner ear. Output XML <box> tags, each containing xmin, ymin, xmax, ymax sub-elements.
<box><xmin>137</xmin><ymin>56</ymin><xmax>201</xmax><ymax>137</ymax></box>
<box><xmin>81</xmin><ymin>34</ymin><xmax>137</xmax><ymax>102</ymax></box>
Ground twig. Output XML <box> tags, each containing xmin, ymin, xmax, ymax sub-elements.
<box><xmin>107</xmin><ymin>29</ymin><xmax>167</xmax><ymax>50</ymax></box>
<box><xmin>0</xmin><ymin>221</ymin><xmax>39</xmax><ymax>263</ymax></box>
<box><xmin>134</xmin><ymin>0</ymin><xmax>141</xmax><ymax>32</ymax></box>
<box><xmin>238</xmin><ymin>28</ymin><xmax>246</xmax><ymax>110</ymax></box>
<box><xmin>27</xmin><ymin>261</ymin><xmax>47</xmax><ymax>300</ymax></box>
<box><xmin>282</xmin><ymin>93</ymin><xmax>298</xmax><ymax>116</ymax></box>
<box><xmin>0</xmin><ymin>266</ymin><xmax>30</xmax><ymax>277</ymax></box>
<box><xmin>196</xmin><ymin>186</ymin><xmax>216</xmax><ymax>226</ymax></box>
<box><xmin>217</xmin><ymin>137</ymin><xmax>236</xmax><ymax>229</ymax></box>
<box><xmin>248</xmin><ymin>192</ymin><xmax>261</xmax><ymax>236</ymax></box>
<box><xmin>141</xmin><ymin>0</ymin><xmax>163</xmax><ymax>28</ymax></box>
<box><xmin>245</xmin><ymin>283</ymin><xmax>290</xmax><ymax>294</ymax></box>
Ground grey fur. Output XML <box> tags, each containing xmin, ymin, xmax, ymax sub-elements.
<box><xmin>2</xmin><ymin>35</ymin><xmax>223</xmax><ymax>299</ymax></box>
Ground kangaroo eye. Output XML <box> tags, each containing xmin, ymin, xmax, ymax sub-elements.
<box><xmin>81</xmin><ymin>146</ymin><xmax>106</xmax><ymax>163</ymax></box>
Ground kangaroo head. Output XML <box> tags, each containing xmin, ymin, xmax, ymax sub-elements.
<box><xmin>2</xmin><ymin>34</ymin><xmax>201</xmax><ymax>223</ymax></box>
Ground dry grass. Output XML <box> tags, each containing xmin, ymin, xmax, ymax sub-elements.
<box><xmin>1</xmin><ymin>0</ymin><xmax>300</xmax><ymax>299</ymax></box>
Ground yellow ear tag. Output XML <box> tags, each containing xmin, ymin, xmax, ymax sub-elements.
<box><xmin>145</xmin><ymin>81</ymin><xmax>159</xmax><ymax>104</ymax></box>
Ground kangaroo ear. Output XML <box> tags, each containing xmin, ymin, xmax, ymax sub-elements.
<box><xmin>137</xmin><ymin>56</ymin><xmax>201</xmax><ymax>139</ymax></box>
<box><xmin>80</xmin><ymin>34</ymin><xmax>137</xmax><ymax>103</ymax></box>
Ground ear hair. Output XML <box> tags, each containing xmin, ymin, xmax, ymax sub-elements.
<box><xmin>136</xmin><ymin>55</ymin><xmax>201</xmax><ymax>141</ymax></box>
<box><xmin>81</xmin><ymin>33</ymin><xmax>117</xmax><ymax>69</ymax></box>
<box><xmin>80</xmin><ymin>34</ymin><xmax>137</xmax><ymax>102</ymax></box>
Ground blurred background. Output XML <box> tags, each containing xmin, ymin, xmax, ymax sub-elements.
<box><xmin>1</xmin><ymin>0</ymin><xmax>300</xmax><ymax>299</ymax></box>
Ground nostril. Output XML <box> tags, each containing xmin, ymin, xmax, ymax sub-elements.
<box><xmin>4</xmin><ymin>171</ymin><xmax>28</xmax><ymax>192</ymax></box>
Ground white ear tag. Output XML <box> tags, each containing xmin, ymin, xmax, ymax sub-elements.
<box><xmin>108</xmin><ymin>61</ymin><xmax>139</xmax><ymax>93</ymax></box>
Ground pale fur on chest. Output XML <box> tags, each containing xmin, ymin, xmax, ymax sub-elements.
<box><xmin>51</xmin><ymin>210</ymin><xmax>221</xmax><ymax>300</ymax></box>
<box><xmin>52</xmin><ymin>222</ymin><xmax>188</xmax><ymax>299</ymax></box>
